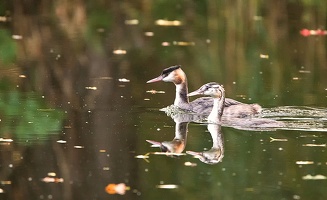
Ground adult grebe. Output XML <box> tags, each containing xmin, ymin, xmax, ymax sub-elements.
<box><xmin>146</xmin><ymin>115</ymin><xmax>189</xmax><ymax>155</ymax></box>
<box><xmin>147</xmin><ymin>65</ymin><xmax>261</xmax><ymax>117</ymax></box>
<box><xmin>188</xmin><ymin>82</ymin><xmax>284</xmax><ymax>128</ymax></box>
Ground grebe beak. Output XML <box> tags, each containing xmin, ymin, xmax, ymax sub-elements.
<box><xmin>187</xmin><ymin>89</ymin><xmax>203</xmax><ymax>97</ymax></box>
<box><xmin>146</xmin><ymin>140</ymin><xmax>162</xmax><ymax>147</ymax></box>
<box><xmin>186</xmin><ymin>150</ymin><xmax>202</xmax><ymax>157</ymax></box>
<box><xmin>146</xmin><ymin>75</ymin><xmax>163</xmax><ymax>83</ymax></box>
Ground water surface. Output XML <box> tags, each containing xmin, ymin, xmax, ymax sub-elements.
<box><xmin>0</xmin><ymin>1</ymin><xmax>326</xmax><ymax>200</ymax></box>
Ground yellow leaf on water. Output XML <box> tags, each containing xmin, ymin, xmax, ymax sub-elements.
<box><xmin>302</xmin><ymin>174</ymin><xmax>327</xmax><ymax>180</ymax></box>
<box><xmin>156</xmin><ymin>184</ymin><xmax>179</xmax><ymax>189</ymax></box>
<box><xmin>303</xmin><ymin>144</ymin><xmax>326</xmax><ymax>147</ymax></box>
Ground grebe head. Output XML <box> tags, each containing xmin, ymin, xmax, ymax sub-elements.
<box><xmin>188</xmin><ymin>82</ymin><xmax>224</xmax><ymax>98</ymax></box>
<box><xmin>146</xmin><ymin>65</ymin><xmax>186</xmax><ymax>84</ymax></box>
<box><xmin>146</xmin><ymin>139</ymin><xmax>185</xmax><ymax>153</ymax></box>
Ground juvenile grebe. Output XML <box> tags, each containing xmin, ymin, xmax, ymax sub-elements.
<box><xmin>147</xmin><ymin>65</ymin><xmax>261</xmax><ymax>117</ymax></box>
<box><xmin>188</xmin><ymin>82</ymin><xmax>226</xmax><ymax>124</ymax></box>
<box><xmin>186</xmin><ymin>124</ymin><xmax>224</xmax><ymax>164</ymax></box>
<box><xmin>188</xmin><ymin>82</ymin><xmax>284</xmax><ymax>128</ymax></box>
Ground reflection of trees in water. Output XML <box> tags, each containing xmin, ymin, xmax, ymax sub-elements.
<box><xmin>0</xmin><ymin>1</ymin><xmax>325</xmax><ymax>199</ymax></box>
<box><xmin>7</xmin><ymin>1</ymin><xmax>326</xmax><ymax>107</ymax></box>
<box><xmin>7</xmin><ymin>1</ymin><xmax>140</xmax><ymax>199</ymax></box>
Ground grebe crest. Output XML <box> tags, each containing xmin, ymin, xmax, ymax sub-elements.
<box><xmin>147</xmin><ymin>65</ymin><xmax>186</xmax><ymax>85</ymax></box>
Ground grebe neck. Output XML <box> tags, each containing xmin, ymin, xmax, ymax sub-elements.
<box><xmin>174</xmin><ymin>81</ymin><xmax>189</xmax><ymax>106</ymax></box>
<box><xmin>174</xmin><ymin>121</ymin><xmax>188</xmax><ymax>141</ymax></box>
<box><xmin>208</xmin><ymin>93</ymin><xmax>225</xmax><ymax>124</ymax></box>
<box><xmin>207</xmin><ymin>124</ymin><xmax>224</xmax><ymax>150</ymax></box>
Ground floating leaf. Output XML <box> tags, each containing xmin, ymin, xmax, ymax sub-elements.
<box><xmin>105</xmin><ymin>183</ymin><xmax>129</xmax><ymax>195</ymax></box>
<box><xmin>302</xmin><ymin>174</ymin><xmax>327</xmax><ymax>180</ymax></box>
<box><xmin>156</xmin><ymin>184</ymin><xmax>179</xmax><ymax>189</ymax></box>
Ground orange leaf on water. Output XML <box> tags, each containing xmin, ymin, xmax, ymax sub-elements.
<box><xmin>105</xmin><ymin>183</ymin><xmax>130</xmax><ymax>195</ymax></box>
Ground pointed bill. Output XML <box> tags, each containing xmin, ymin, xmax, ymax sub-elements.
<box><xmin>186</xmin><ymin>151</ymin><xmax>202</xmax><ymax>156</ymax></box>
<box><xmin>146</xmin><ymin>140</ymin><xmax>162</xmax><ymax>147</ymax></box>
<box><xmin>146</xmin><ymin>75</ymin><xmax>163</xmax><ymax>83</ymax></box>
<box><xmin>187</xmin><ymin>89</ymin><xmax>203</xmax><ymax>97</ymax></box>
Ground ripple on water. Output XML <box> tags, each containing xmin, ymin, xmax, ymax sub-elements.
<box><xmin>259</xmin><ymin>106</ymin><xmax>327</xmax><ymax>132</ymax></box>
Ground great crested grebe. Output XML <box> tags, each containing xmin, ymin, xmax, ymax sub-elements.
<box><xmin>147</xmin><ymin>65</ymin><xmax>261</xmax><ymax>117</ymax></box>
<box><xmin>188</xmin><ymin>82</ymin><xmax>226</xmax><ymax>124</ymax></box>
<box><xmin>146</xmin><ymin>115</ymin><xmax>189</xmax><ymax>155</ymax></box>
<box><xmin>187</xmin><ymin>123</ymin><xmax>224</xmax><ymax>164</ymax></box>
<box><xmin>188</xmin><ymin>82</ymin><xmax>284</xmax><ymax>128</ymax></box>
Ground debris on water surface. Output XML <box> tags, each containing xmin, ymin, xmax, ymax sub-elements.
<box><xmin>0</xmin><ymin>138</ymin><xmax>13</xmax><ymax>142</ymax></box>
<box><xmin>0</xmin><ymin>16</ymin><xmax>10</xmax><ymax>22</ymax></box>
<box><xmin>113</xmin><ymin>49</ymin><xmax>127</xmax><ymax>55</ymax></box>
<box><xmin>156</xmin><ymin>184</ymin><xmax>179</xmax><ymax>189</ymax></box>
<box><xmin>299</xmin><ymin>70</ymin><xmax>311</xmax><ymax>74</ymax></box>
<box><xmin>173</xmin><ymin>41</ymin><xmax>195</xmax><ymax>46</ymax></box>
<box><xmin>303</xmin><ymin>143</ymin><xmax>326</xmax><ymax>147</ymax></box>
<box><xmin>56</xmin><ymin>140</ymin><xmax>66</xmax><ymax>144</ymax></box>
<box><xmin>0</xmin><ymin>181</ymin><xmax>11</xmax><ymax>185</ymax></box>
<box><xmin>302</xmin><ymin>174</ymin><xmax>327</xmax><ymax>180</ymax></box>
<box><xmin>135</xmin><ymin>153</ymin><xmax>150</xmax><ymax>163</ymax></box>
<box><xmin>296</xmin><ymin>161</ymin><xmax>314</xmax><ymax>165</ymax></box>
<box><xmin>162</xmin><ymin>42</ymin><xmax>170</xmax><ymax>46</ymax></box>
<box><xmin>260</xmin><ymin>54</ymin><xmax>269</xmax><ymax>59</ymax></box>
<box><xmin>105</xmin><ymin>183</ymin><xmax>130</xmax><ymax>195</ymax></box>
<box><xmin>41</xmin><ymin>177</ymin><xmax>64</xmax><ymax>183</ymax></box>
<box><xmin>47</xmin><ymin>172</ymin><xmax>56</xmax><ymax>176</ymax></box>
<box><xmin>300</xmin><ymin>29</ymin><xmax>327</xmax><ymax>37</ymax></box>
<box><xmin>144</xmin><ymin>32</ymin><xmax>154</xmax><ymax>36</ymax></box>
<box><xmin>146</xmin><ymin>90</ymin><xmax>165</xmax><ymax>94</ymax></box>
<box><xmin>12</xmin><ymin>35</ymin><xmax>23</xmax><ymax>40</ymax></box>
<box><xmin>270</xmin><ymin>137</ymin><xmax>288</xmax><ymax>142</ymax></box>
<box><xmin>184</xmin><ymin>162</ymin><xmax>197</xmax><ymax>167</ymax></box>
<box><xmin>155</xmin><ymin>19</ymin><xmax>182</xmax><ymax>26</ymax></box>
<box><xmin>118</xmin><ymin>78</ymin><xmax>130</xmax><ymax>82</ymax></box>
<box><xmin>85</xmin><ymin>86</ymin><xmax>97</xmax><ymax>90</ymax></box>
<box><xmin>135</xmin><ymin>154</ymin><xmax>150</xmax><ymax>159</ymax></box>
<box><xmin>91</xmin><ymin>77</ymin><xmax>113</xmax><ymax>80</ymax></box>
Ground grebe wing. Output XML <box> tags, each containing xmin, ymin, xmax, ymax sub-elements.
<box><xmin>224</xmin><ymin>98</ymin><xmax>243</xmax><ymax>107</ymax></box>
<box><xmin>189</xmin><ymin>97</ymin><xmax>244</xmax><ymax>114</ymax></box>
<box><xmin>189</xmin><ymin>97</ymin><xmax>214</xmax><ymax>114</ymax></box>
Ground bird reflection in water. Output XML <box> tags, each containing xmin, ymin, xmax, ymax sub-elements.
<box><xmin>146</xmin><ymin>115</ymin><xmax>225</xmax><ymax>165</ymax></box>
<box><xmin>146</xmin><ymin>115</ymin><xmax>189</xmax><ymax>156</ymax></box>
<box><xmin>187</xmin><ymin>123</ymin><xmax>224</xmax><ymax>165</ymax></box>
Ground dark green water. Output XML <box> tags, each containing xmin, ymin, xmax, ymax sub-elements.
<box><xmin>0</xmin><ymin>1</ymin><xmax>326</xmax><ymax>199</ymax></box>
